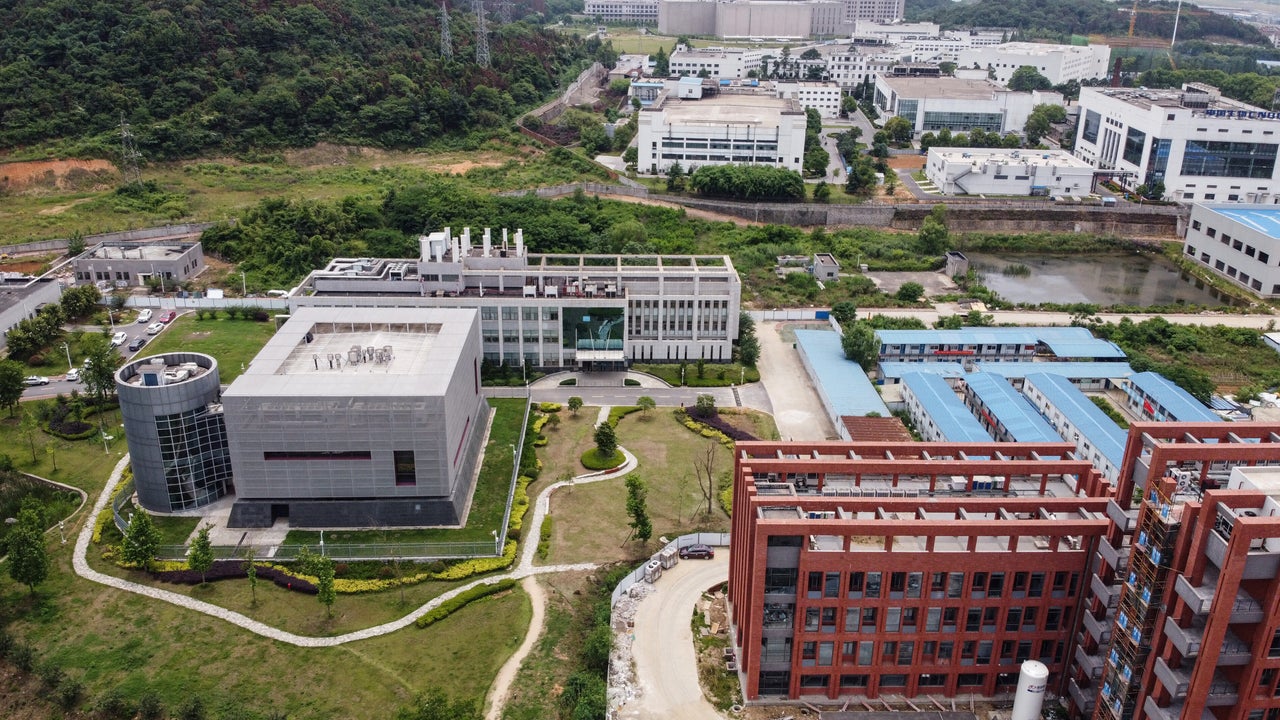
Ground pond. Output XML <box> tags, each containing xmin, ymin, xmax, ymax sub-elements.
<box><xmin>964</xmin><ymin>251</ymin><xmax>1239</xmax><ymax>307</ymax></box>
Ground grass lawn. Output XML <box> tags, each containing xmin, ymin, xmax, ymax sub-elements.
<box><xmin>112</xmin><ymin>498</ymin><xmax>201</xmax><ymax>546</ymax></box>
<box><xmin>284</xmin><ymin>398</ymin><xmax>527</xmax><ymax>547</ymax></box>
<box><xmin>2</xmin><ymin>536</ymin><xmax>530</xmax><ymax>718</ymax></box>
<box><xmin>545</xmin><ymin>409</ymin><xmax>736</xmax><ymax>566</ymax></box>
<box><xmin>0</xmin><ymin>402</ymin><xmax>128</xmax><ymax>498</ymax></box>
<box><xmin>633</xmin><ymin>362</ymin><xmax>760</xmax><ymax>387</ymax></box>
<box><xmin>139</xmin><ymin>314</ymin><xmax>278</xmax><ymax>383</ymax></box>
<box><xmin>717</xmin><ymin>407</ymin><xmax>781</xmax><ymax>440</ymax></box>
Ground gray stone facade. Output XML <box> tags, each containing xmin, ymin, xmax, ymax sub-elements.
<box><xmin>116</xmin><ymin>352</ymin><xmax>232</xmax><ymax>512</ymax></box>
<box><xmin>73</xmin><ymin>241</ymin><xmax>205</xmax><ymax>288</ymax></box>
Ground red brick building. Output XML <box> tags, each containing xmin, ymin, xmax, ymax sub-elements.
<box><xmin>727</xmin><ymin>440</ymin><xmax>1114</xmax><ymax>701</ymax></box>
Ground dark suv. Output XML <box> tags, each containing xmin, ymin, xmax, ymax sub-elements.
<box><xmin>127</xmin><ymin>337</ymin><xmax>148</xmax><ymax>352</ymax></box>
<box><xmin>679</xmin><ymin>544</ymin><xmax>715</xmax><ymax>560</ymax></box>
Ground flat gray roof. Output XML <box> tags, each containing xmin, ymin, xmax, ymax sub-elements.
<box><xmin>657</xmin><ymin>94</ymin><xmax>799</xmax><ymax>125</ymax></box>
<box><xmin>85</xmin><ymin>243</ymin><xmax>196</xmax><ymax>261</ymax></box>
<box><xmin>224</xmin><ymin>307</ymin><xmax>477</xmax><ymax>398</ymax></box>
<box><xmin>880</xmin><ymin>76</ymin><xmax>1007</xmax><ymax>100</ymax></box>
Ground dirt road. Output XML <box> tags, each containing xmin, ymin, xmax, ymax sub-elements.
<box><xmin>755</xmin><ymin>321</ymin><xmax>837</xmax><ymax>441</ymax></box>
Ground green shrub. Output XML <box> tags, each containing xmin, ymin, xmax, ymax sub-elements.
<box><xmin>580</xmin><ymin>449</ymin><xmax>626</xmax><ymax>471</ymax></box>
<box><xmin>506</xmin><ymin>475</ymin><xmax>533</xmax><ymax>540</ymax></box>
<box><xmin>416</xmin><ymin>578</ymin><xmax>518</xmax><ymax>628</ymax></box>
<box><xmin>607</xmin><ymin>405</ymin><xmax>641</xmax><ymax>427</ymax></box>
<box><xmin>559</xmin><ymin>378</ymin><xmax>577</xmax><ymax>386</ymax></box>
<box><xmin>537</xmin><ymin>517</ymin><xmax>553</xmax><ymax>561</ymax></box>
<box><xmin>624</xmin><ymin>378</ymin><xmax>640</xmax><ymax>386</ymax></box>
<box><xmin>719</xmin><ymin>483</ymin><xmax>734</xmax><ymax>517</ymax></box>
<box><xmin>538</xmin><ymin>401</ymin><xmax>563</xmax><ymax>413</ymax></box>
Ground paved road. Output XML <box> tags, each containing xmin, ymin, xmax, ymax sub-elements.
<box><xmin>860</xmin><ymin>305</ymin><xmax>1280</xmax><ymax>330</ymax></box>
<box><xmin>617</xmin><ymin>554</ymin><xmax>728</xmax><ymax>720</ymax></box>
<box><xmin>754</xmin><ymin>321</ymin><xmax>836</xmax><ymax>441</ymax></box>
<box><xmin>24</xmin><ymin>318</ymin><xmax>177</xmax><ymax>400</ymax></box>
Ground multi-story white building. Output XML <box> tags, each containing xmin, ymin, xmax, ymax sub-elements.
<box><xmin>774</xmin><ymin>80</ymin><xmax>842</xmax><ymax>117</ymax></box>
<box><xmin>636</xmin><ymin>91</ymin><xmax>807</xmax><ymax>173</ymax></box>
<box><xmin>926</xmin><ymin>148</ymin><xmax>1095</xmax><ymax>196</ymax></box>
<box><xmin>849</xmin><ymin>20</ymin><xmax>938</xmax><ymax>42</ymax></box>
<box><xmin>1074</xmin><ymin>83</ymin><xmax>1280</xmax><ymax>203</ymax></box>
<box><xmin>668</xmin><ymin>46</ymin><xmax>771</xmax><ymax>79</ymax></box>
<box><xmin>873</xmin><ymin>76</ymin><xmax>1056</xmax><ymax>136</ymax></box>
<box><xmin>809</xmin><ymin>43</ymin><xmax>900</xmax><ymax>89</ymax></box>
<box><xmin>841</xmin><ymin>0</ymin><xmax>904</xmax><ymax>25</ymax></box>
<box><xmin>1182</xmin><ymin>203</ymin><xmax>1280</xmax><ymax>296</ymax></box>
<box><xmin>659</xmin><ymin>0</ymin><xmax>842</xmax><ymax>39</ymax></box>
<box><xmin>957</xmin><ymin>42</ymin><xmax>1111</xmax><ymax>86</ymax></box>
<box><xmin>290</xmin><ymin>228</ymin><xmax>742</xmax><ymax>367</ymax></box>
<box><xmin>584</xmin><ymin>0</ymin><xmax>658</xmax><ymax>23</ymax></box>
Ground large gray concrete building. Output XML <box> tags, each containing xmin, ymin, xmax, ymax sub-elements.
<box><xmin>221</xmin><ymin>307</ymin><xmax>488</xmax><ymax>528</ymax></box>
<box><xmin>289</xmin><ymin>228</ymin><xmax>742</xmax><ymax>368</ymax></box>
<box><xmin>116</xmin><ymin>352</ymin><xmax>233</xmax><ymax>512</ymax></box>
<box><xmin>72</xmin><ymin>240</ymin><xmax>205</xmax><ymax>288</ymax></box>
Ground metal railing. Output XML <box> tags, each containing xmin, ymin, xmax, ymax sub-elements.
<box><xmin>150</xmin><ymin>540</ymin><xmax>499</xmax><ymax>562</ymax></box>
<box><xmin>497</xmin><ymin>394</ymin><xmax>534</xmax><ymax>553</ymax></box>
<box><xmin>610</xmin><ymin>531</ymin><xmax>731</xmax><ymax>607</ymax></box>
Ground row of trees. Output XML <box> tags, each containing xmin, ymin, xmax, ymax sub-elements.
<box><xmin>686</xmin><ymin>164</ymin><xmax>805</xmax><ymax>201</ymax></box>
<box><xmin>3</xmin><ymin>285</ymin><xmax>101</xmax><ymax>362</ymax></box>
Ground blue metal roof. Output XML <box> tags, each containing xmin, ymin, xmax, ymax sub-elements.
<box><xmin>963</xmin><ymin>373</ymin><xmax>1062</xmax><ymax>443</ymax></box>
<box><xmin>880</xmin><ymin>361</ymin><xmax>967</xmax><ymax>379</ymax></box>
<box><xmin>1201</xmin><ymin>204</ymin><xmax>1280</xmax><ymax>240</ymax></box>
<box><xmin>875</xmin><ymin>326</ymin><xmax>1126</xmax><ymax>360</ymax></box>
<box><xmin>795</xmin><ymin>330</ymin><xmax>891</xmax><ymax>418</ymax></box>
<box><xmin>974</xmin><ymin>362</ymin><xmax>1135</xmax><ymax>380</ymax></box>
<box><xmin>901</xmin><ymin>373</ymin><xmax>992</xmax><ymax>442</ymax></box>
<box><xmin>1127</xmin><ymin>372</ymin><xmax>1220</xmax><ymax>422</ymax></box>
<box><xmin>1023</xmin><ymin>373</ymin><xmax>1127</xmax><ymax>471</ymax></box>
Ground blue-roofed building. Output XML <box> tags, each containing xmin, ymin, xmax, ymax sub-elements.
<box><xmin>961</xmin><ymin>373</ymin><xmax>1062</xmax><ymax>444</ymax></box>
<box><xmin>1183</xmin><ymin>203</ymin><xmax>1280</xmax><ymax>297</ymax></box>
<box><xmin>879</xmin><ymin>361</ymin><xmax>968</xmax><ymax>383</ymax></box>
<box><xmin>875</xmin><ymin>327</ymin><xmax>1125</xmax><ymax>363</ymax></box>
<box><xmin>1022</xmin><ymin>373</ymin><xmax>1127</xmax><ymax>481</ymax></box>
<box><xmin>795</xmin><ymin>330</ymin><xmax>890</xmax><ymax>439</ymax></box>
<box><xmin>878</xmin><ymin>360</ymin><xmax>1134</xmax><ymax>388</ymax></box>
<box><xmin>1123</xmin><ymin>371</ymin><xmax>1220</xmax><ymax>423</ymax></box>
<box><xmin>900</xmin><ymin>373</ymin><xmax>992</xmax><ymax>443</ymax></box>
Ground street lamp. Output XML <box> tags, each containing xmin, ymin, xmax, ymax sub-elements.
<box><xmin>60</xmin><ymin>342</ymin><xmax>72</xmax><ymax>371</ymax></box>
<box><xmin>241</xmin><ymin>271</ymin><xmax>248</xmax><ymax>297</ymax></box>
<box><xmin>492</xmin><ymin>529</ymin><xmax>500</xmax><ymax>555</ymax></box>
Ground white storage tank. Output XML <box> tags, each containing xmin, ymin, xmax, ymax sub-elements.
<box><xmin>1012</xmin><ymin>660</ymin><xmax>1049</xmax><ymax>720</ymax></box>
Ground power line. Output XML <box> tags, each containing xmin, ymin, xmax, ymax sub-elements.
<box><xmin>440</xmin><ymin>2</ymin><xmax>454</xmax><ymax>62</ymax></box>
<box><xmin>119</xmin><ymin>112</ymin><xmax>141</xmax><ymax>185</ymax></box>
<box><xmin>498</xmin><ymin>0</ymin><xmax>513</xmax><ymax>25</ymax></box>
<box><xmin>474</xmin><ymin>0</ymin><xmax>490</xmax><ymax>68</ymax></box>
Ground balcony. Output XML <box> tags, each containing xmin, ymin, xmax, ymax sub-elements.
<box><xmin>1091</xmin><ymin>572</ymin><xmax>1121</xmax><ymax>609</ymax></box>
<box><xmin>1153</xmin><ymin>657</ymin><xmax>1239</xmax><ymax>706</ymax></box>
<box><xmin>1174</xmin><ymin>574</ymin><xmax>1213</xmax><ymax>614</ymax></box>
<box><xmin>1206</xmin><ymin>527</ymin><xmax>1280</xmax><ymax>580</ymax></box>
<box><xmin>1098</xmin><ymin>536</ymin><xmax>1131</xmax><ymax>574</ymax></box>
<box><xmin>1176</xmin><ymin>573</ymin><xmax>1267</xmax><ymax>623</ymax></box>
<box><xmin>1106</xmin><ymin>499</ymin><xmax>1138</xmax><ymax>533</ymax></box>
<box><xmin>1074</xmin><ymin>644</ymin><xmax>1104</xmax><ymax>680</ymax></box>
<box><xmin>1143</xmin><ymin>697</ymin><xmax>1216</xmax><ymax>720</ymax></box>
<box><xmin>1082</xmin><ymin>610</ymin><xmax>1113</xmax><ymax>644</ymax></box>
<box><xmin>1163</xmin><ymin>616</ymin><xmax>1202</xmax><ymax>657</ymax></box>
<box><xmin>1068</xmin><ymin>677</ymin><xmax>1097</xmax><ymax>715</ymax></box>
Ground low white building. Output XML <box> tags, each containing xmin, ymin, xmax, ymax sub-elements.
<box><xmin>957</xmin><ymin>42</ymin><xmax>1111</xmax><ymax>86</ymax></box>
<box><xmin>1074</xmin><ymin>83</ymin><xmax>1280</xmax><ymax>203</ymax></box>
<box><xmin>926</xmin><ymin>148</ymin><xmax>1095</xmax><ymax>196</ymax></box>
<box><xmin>774</xmin><ymin>80</ymin><xmax>842</xmax><ymax>117</ymax></box>
<box><xmin>585</xmin><ymin>0</ymin><xmax>658</xmax><ymax>23</ymax></box>
<box><xmin>1182</xmin><ymin>203</ymin><xmax>1280</xmax><ymax>296</ymax></box>
<box><xmin>668</xmin><ymin>46</ymin><xmax>771</xmax><ymax>79</ymax></box>
<box><xmin>636</xmin><ymin>91</ymin><xmax>807</xmax><ymax>174</ymax></box>
<box><xmin>873</xmin><ymin>75</ymin><xmax>1057</xmax><ymax>136</ymax></box>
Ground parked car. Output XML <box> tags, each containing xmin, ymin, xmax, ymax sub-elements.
<box><xmin>127</xmin><ymin>337</ymin><xmax>148</xmax><ymax>352</ymax></box>
<box><xmin>65</xmin><ymin>369</ymin><xmax>80</xmax><ymax>382</ymax></box>
<box><xmin>24</xmin><ymin>375</ymin><xmax>50</xmax><ymax>386</ymax></box>
<box><xmin>159</xmin><ymin>311</ymin><xmax>177</xmax><ymax>324</ymax></box>
<box><xmin>136</xmin><ymin>309</ymin><xmax>152</xmax><ymax>323</ymax></box>
<box><xmin>146</xmin><ymin>322</ymin><xmax>164</xmax><ymax>335</ymax></box>
<box><xmin>679</xmin><ymin>544</ymin><xmax>715</xmax><ymax>560</ymax></box>
<box><xmin>110</xmin><ymin>331</ymin><xmax>128</xmax><ymax>347</ymax></box>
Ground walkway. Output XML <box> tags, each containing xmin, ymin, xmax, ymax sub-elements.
<box><xmin>755</xmin><ymin>321</ymin><xmax>836</xmax><ymax>441</ymax></box>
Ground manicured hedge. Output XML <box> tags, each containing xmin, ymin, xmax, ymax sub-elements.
<box><xmin>153</xmin><ymin>560</ymin><xmax>318</xmax><ymax>594</ymax></box>
<box><xmin>580</xmin><ymin>449</ymin><xmax>625</xmax><ymax>471</ymax></box>
<box><xmin>416</xmin><ymin>578</ymin><xmax>517</xmax><ymax>628</ymax></box>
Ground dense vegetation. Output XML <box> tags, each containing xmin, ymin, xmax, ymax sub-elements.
<box><xmin>0</xmin><ymin>0</ymin><xmax>615</xmax><ymax>157</ymax></box>
<box><xmin>1136</xmin><ymin>68</ymin><xmax>1280</xmax><ymax>109</ymax></box>
<box><xmin>915</xmin><ymin>0</ymin><xmax>1268</xmax><ymax>45</ymax></box>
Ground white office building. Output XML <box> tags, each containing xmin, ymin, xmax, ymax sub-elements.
<box><xmin>957</xmin><ymin>42</ymin><xmax>1111</xmax><ymax>86</ymax></box>
<box><xmin>873</xmin><ymin>76</ymin><xmax>1055</xmax><ymax>136</ymax></box>
<box><xmin>585</xmin><ymin>0</ymin><xmax>658</xmax><ymax>23</ymax></box>
<box><xmin>926</xmin><ymin>148</ymin><xmax>1096</xmax><ymax>196</ymax></box>
<box><xmin>809</xmin><ymin>44</ymin><xmax>900</xmax><ymax>89</ymax></box>
<box><xmin>1074</xmin><ymin>83</ymin><xmax>1280</xmax><ymax>203</ymax></box>
<box><xmin>1182</xmin><ymin>203</ymin><xmax>1280</xmax><ymax>296</ymax></box>
<box><xmin>774</xmin><ymin>81</ymin><xmax>842</xmax><ymax>117</ymax></box>
<box><xmin>842</xmin><ymin>0</ymin><xmax>904</xmax><ymax>25</ymax></box>
<box><xmin>668</xmin><ymin>47</ymin><xmax>771</xmax><ymax>79</ymax></box>
<box><xmin>636</xmin><ymin>91</ymin><xmax>807</xmax><ymax>173</ymax></box>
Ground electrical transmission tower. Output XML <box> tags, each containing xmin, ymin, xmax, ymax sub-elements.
<box><xmin>440</xmin><ymin>2</ymin><xmax>454</xmax><ymax>62</ymax></box>
<box><xmin>498</xmin><ymin>0</ymin><xmax>513</xmax><ymax>25</ymax></box>
<box><xmin>119</xmin><ymin>112</ymin><xmax>141</xmax><ymax>185</ymax></box>
<box><xmin>474</xmin><ymin>0</ymin><xmax>490</xmax><ymax>68</ymax></box>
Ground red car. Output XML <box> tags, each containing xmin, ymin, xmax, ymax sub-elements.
<box><xmin>159</xmin><ymin>311</ymin><xmax>177</xmax><ymax>324</ymax></box>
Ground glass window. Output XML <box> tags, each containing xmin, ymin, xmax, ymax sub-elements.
<box><xmin>1122</xmin><ymin>127</ymin><xmax>1147</xmax><ymax>166</ymax></box>
<box><xmin>1081</xmin><ymin>110</ymin><xmax>1100</xmax><ymax>144</ymax></box>
<box><xmin>824</xmin><ymin>572</ymin><xmax>840</xmax><ymax>598</ymax></box>
<box><xmin>1181</xmin><ymin>140</ymin><xmax>1279</xmax><ymax>178</ymax></box>
<box><xmin>393</xmin><ymin>450</ymin><xmax>416</xmax><ymax>486</ymax></box>
<box><xmin>866</xmin><ymin>572</ymin><xmax>881</xmax><ymax>598</ymax></box>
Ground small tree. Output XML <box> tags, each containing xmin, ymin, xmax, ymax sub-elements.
<box><xmin>18</xmin><ymin>411</ymin><xmax>41</xmax><ymax>463</ymax></box>
<box><xmin>594</xmin><ymin>422</ymin><xmax>617</xmax><ymax>459</ymax></box>
<box><xmin>738</xmin><ymin>312</ymin><xmax>759</xmax><ymax>367</ymax></box>
<box><xmin>637</xmin><ymin>396</ymin><xmax>656</xmax><ymax>415</ymax></box>
<box><xmin>244</xmin><ymin>548</ymin><xmax>259</xmax><ymax>606</ymax></box>
<box><xmin>693</xmin><ymin>393</ymin><xmax>716</xmax><ymax>418</ymax></box>
<box><xmin>692</xmin><ymin>441</ymin><xmax>717</xmax><ymax>516</ymax></box>
<box><xmin>67</xmin><ymin>231</ymin><xmax>86</xmax><ymax>257</ymax></box>
<box><xmin>814</xmin><ymin>180</ymin><xmax>831</xmax><ymax>203</ymax></box>
<box><xmin>188</xmin><ymin>524</ymin><xmax>214</xmax><ymax>584</ymax></box>
<box><xmin>830</xmin><ymin>301</ymin><xmax>858</xmax><ymax>326</ymax></box>
<box><xmin>315</xmin><ymin>554</ymin><xmax>336</xmax><ymax>618</ymax></box>
<box><xmin>7</xmin><ymin>498</ymin><xmax>49</xmax><ymax>594</ymax></box>
<box><xmin>624</xmin><ymin>474</ymin><xmax>652</xmax><ymax>543</ymax></box>
<box><xmin>842</xmin><ymin>322</ymin><xmax>879</xmax><ymax>370</ymax></box>
<box><xmin>122</xmin><ymin>510</ymin><xmax>162</xmax><ymax>571</ymax></box>
<box><xmin>0</xmin><ymin>359</ymin><xmax>25</xmax><ymax>417</ymax></box>
<box><xmin>567</xmin><ymin>396</ymin><xmax>583</xmax><ymax>416</ymax></box>
<box><xmin>545</xmin><ymin>412</ymin><xmax>561</xmax><ymax>431</ymax></box>
<box><xmin>896</xmin><ymin>282</ymin><xmax>925</xmax><ymax>302</ymax></box>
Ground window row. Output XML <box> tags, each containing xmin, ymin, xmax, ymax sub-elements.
<box><xmin>793</xmin><ymin>603</ymin><xmax>1069</xmax><ymax>634</ymax></box>
<box><xmin>801</xmin><ymin>569</ymin><xmax>1077</xmax><ymax>600</ymax></box>
<box><xmin>786</xmin><ymin>637</ymin><xmax>1064</xmax><ymax>668</ymax></box>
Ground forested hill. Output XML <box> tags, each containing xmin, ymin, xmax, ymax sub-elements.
<box><xmin>0</xmin><ymin>1</ymin><xmax>613</xmax><ymax>158</ymax></box>
<box><xmin>909</xmin><ymin>0</ymin><xmax>1268</xmax><ymax>46</ymax></box>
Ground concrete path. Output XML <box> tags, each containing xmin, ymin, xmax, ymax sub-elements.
<box><xmin>616</xmin><ymin>555</ymin><xmax>729</xmax><ymax>720</ymax></box>
<box><xmin>754</xmin><ymin>321</ymin><xmax>836</xmax><ymax>441</ymax></box>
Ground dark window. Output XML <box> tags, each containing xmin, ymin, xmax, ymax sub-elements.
<box><xmin>1123</xmin><ymin>127</ymin><xmax>1147</xmax><ymax>166</ymax></box>
<box><xmin>808</xmin><ymin>572</ymin><xmax>824</xmax><ymax>597</ymax></box>
<box><xmin>759</xmin><ymin>670</ymin><xmax>790</xmax><ymax>694</ymax></box>
<box><xmin>1082</xmin><ymin>110</ymin><xmax>1101</xmax><ymax>144</ymax></box>
<box><xmin>824</xmin><ymin>572</ymin><xmax>840</xmax><ymax>598</ymax></box>
<box><xmin>866</xmin><ymin>572</ymin><xmax>882</xmax><ymax>598</ymax></box>
<box><xmin>840</xmin><ymin>674</ymin><xmax>869</xmax><ymax>688</ymax></box>
<box><xmin>764</xmin><ymin>567</ymin><xmax>797</xmax><ymax>593</ymax></box>
<box><xmin>1181</xmin><ymin>140</ymin><xmax>1279</xmax><ymax>178</ymax></box>
<box><xmin>264</xmin><ymin>450</ymin><xmax>372</xmax><ymax>461</ymax></box>
<box><xmin>393</xmin><ymin>450</ymin><xmax>416</xmax><ymax>486</ymax></box>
